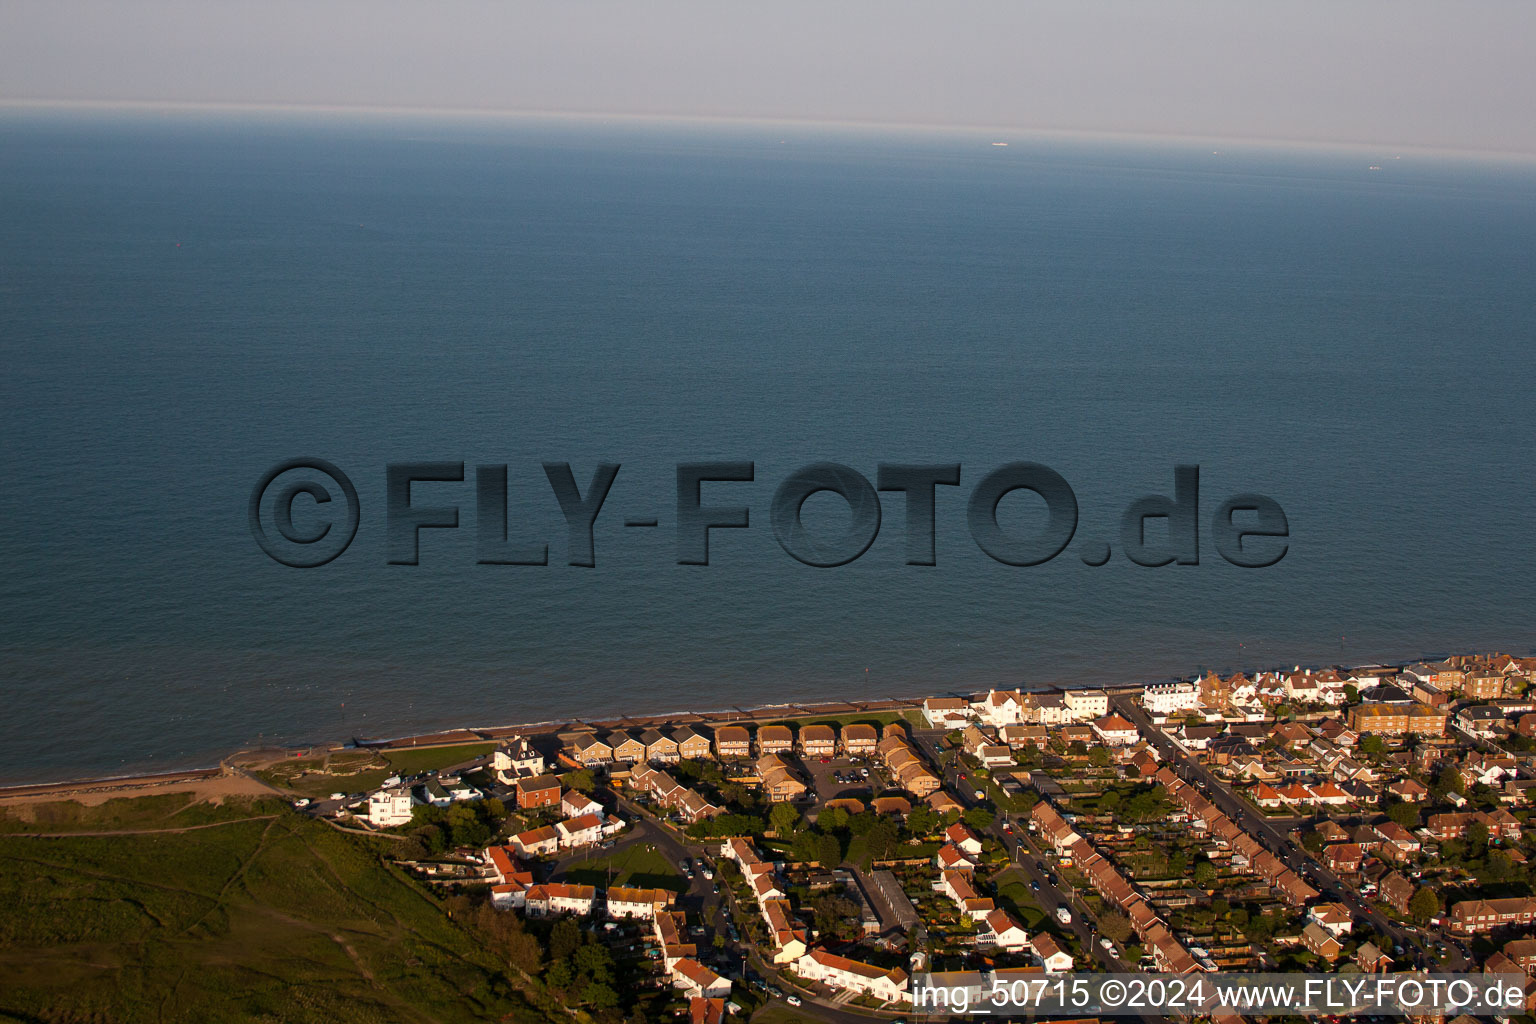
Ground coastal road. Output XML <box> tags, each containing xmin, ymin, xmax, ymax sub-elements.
<box><xmin>1111</xmin><ymin>696</ymin><xmax>1455</xmax><ymax>970</ymax></box>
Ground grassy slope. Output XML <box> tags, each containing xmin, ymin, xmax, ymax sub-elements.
<box><xmin>0</xmin><ymin>800</ymin><xmax>552</xmax><ymax>1024</ymax></box>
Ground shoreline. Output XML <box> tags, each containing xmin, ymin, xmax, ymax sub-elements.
<box><xmin>0</xmin><ymin>680</ymin><xmax>1097</xmax><ymax>794</ymax></box>
<box><xmin>0</xmin><ymin>645</ymin><xmax>1492</xmax><ymax>794</ymax></box>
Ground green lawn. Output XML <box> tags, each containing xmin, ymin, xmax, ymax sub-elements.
<box><xmin>993</xmin><ymin>869</ymin><xmax>1050</xmax><ymax>930</ymax></box>
<box><xmin>560</xmin><ymin>844</ymin><xmax>686</xmax><ymax>892</ymax></box>
<box><xmin>254</xmin><ymin>743</ymin><xmax>496</xmax><ymax>798</ymax></box>
<box><xmin>0</xmin><ymin>803</ymin><xmax>555</xmax><ymax>1024</ymax></box>
<box><xmin>0</xmin><ymin>793</ymin><xmax>286</xmax><ymax>834</ymax></box>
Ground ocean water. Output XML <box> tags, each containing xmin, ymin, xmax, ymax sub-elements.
<box><xmin>1</xmin><ymin>110</ymin><xmax>1533</xmax><ymax>784</ymax></box>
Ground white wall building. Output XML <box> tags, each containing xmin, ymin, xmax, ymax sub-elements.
<box><xmin>367</xmin><ymin>786</ymin><xmax>416</xmax><ymax>828</ymax></box>
<box><xmin>1142</xmin><ymin>681</ymin><xmax>1200</xmax><ymax>716</ymax></box>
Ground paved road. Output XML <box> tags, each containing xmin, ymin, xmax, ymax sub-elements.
<box><xmin>1112</xmin><ymin>696</ymin><xmax>1465</xmax><ymax>971</ymax></box>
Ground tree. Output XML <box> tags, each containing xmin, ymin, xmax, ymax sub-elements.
<box><xmin>1302</xmin><ymin>830</ymin><xmax>1325</xmax><ymax>854</ymax></box>
<box><xmin>1100</xmin><ymin>911</ymin><xmax>1133</xmax><ymax>944</ymax></box>
<box><xmin>1387</xmin><ymin>802</ymin><xmax>1421</xmax><ymax>829</ymax></box>
<box><xmin>1099</xmin><ymin>790</ymin><xmax>1122</xmax><ymax>813</ymax></box>
<box><xmin>1343</xmin><ymin>684</ymin><xmax>1359</xmax><ymax>703</ymax></box>
<box><xmin>1193</xmin><ymin>861</ymin><xmax>1218</xmax><ymax>888</ymax></box>
<box><xmin>867</xmin><ymin>820</ymin><xmax>899</xmax><ymax>861</ymax></box>
<box><xmin>1069</xmin><ymin>740</ymin><xmax>1089</xmax><ymax>756</ymax></box>
<box><xmin>1359</xmin><ymin>735</ymin><xmax>1386</xmax><ymax>758</ymax></box>
<box><xmin>1408</xmin><ymin>886</ymin><xmax>1440</xmax><ymax>925</ymax></box>
<box><xmin>769</xmin><ymin>802</ymin><xmax>801</xmax><ymax>837</ymax></box>
<box><xmin>564</xmin><ymin>768</ymin><xmax>596</xmax><ymax>793</ymax></box>
<box><xmin>791</xmin><ymin>828</ymin><xmax>821</xmax><ymax>865</ymax></box>
<box><xmin>550</xmin><ymin>918</ymin><xmax>582</xmax><ymax>961</ymax></box>
<box><xmin>818</xmin><ymin>831</ymin><xmax>843</xmax><ymax>868</ymax></box>
<box><xmin>1468</xmin><ymin>821</ymin><xmax>1490</xmax><ymax>849</ymax></box>
<box><xmin>906</xmin><ymin>804</ymin><xmax>939</xmax><ymax>836</ymax></box>
<box><xmin>963</xmin><ymin>806</ymin><xmax>996</xmax><ymax>832</ymax></box>
<box><xmin>1168</xmin><ymin>851</ymin><xmax>1188</xmax><ymax>876</ymax></box>
<box><xmin>1088</xmin><ymin>747</ymin><xmax>1112</xmax><ymax>768</ymax></box>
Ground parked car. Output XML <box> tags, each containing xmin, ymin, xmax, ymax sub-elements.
<box><xmin>786</xmin><ymin>996</ymin><xmax>802</xmax><ymax>1007</ymax></box>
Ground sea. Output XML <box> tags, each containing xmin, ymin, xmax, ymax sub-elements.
<box><xmin>1</xmin><ymin>108</ymin><xmax>1533</xmax><ymax>784</ymax></box>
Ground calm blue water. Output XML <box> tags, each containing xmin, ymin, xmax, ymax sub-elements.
<box><xmin>2</xmin><ymin>110</ymin><xmax>1534</xmax><ymax>784</ymax></box>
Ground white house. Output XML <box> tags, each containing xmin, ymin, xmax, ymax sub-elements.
<box><xmin>794</xmin><ymin>949</ymin><xmax>909</xmax><ymax>1004</ymax></box>
<box><xmin>523</xmin><ymin>883</ymin><xmax>595</xmax><ymax>917</ymax></box>
<box><xmin>555</xmin><ymin>813</ymin><xmax>603</xmax><ymax>849</ymax></box>
<box><xmin>944</xmin><ymin>822</ymin><xmax>985</xmax><ymax>857</ymax></box>
<box><xmin>923</xmin><ymin>697</ymin><xmax>973</xmax><ymax>728</ymax></box>
<box><xmin>561</xmin><ymin>790</ymin><xmax>603</xmax><ymax>819</ymax></box>
<box><xmin>1091</xmin><ymin>713</ymin><xmax>1140</xmax><ymax>746</ymax></box>
<box><xmin>492</xmin><ymin>737</ymin><xmax>545</xmax><ymax>781</ymax></box>
<box><xmin>367</xmin><ymin>786</ymin><xmax>416</xmax><ymax>828</ymax></box>
<box><xmin>509</xmin><ymin>825</ymin><xmax>560</xmax><ymax>857</ymax></box>
<box><xmin>1030</xmin><ymin>933</ymin><xmax>1074</xmax><ymax>972</ymax></box>
<box><xmin>606</xmin><ymin>886</ymin><xmax>674</xmax><ymax>920</ymax></box>
<box><xmin>1063</xmin><ymin>689</ymin><xmax>1110</xmax><ymax>722</ymax></box>
<box><xmin>973</xmin><ymin>689</ymin><xmax>1025</xmax><ymax>727</ymax></box>
<box><xmin>672</xmin><ymin>959</ymin><xmax>732</xmax><ymax>999</ymax></box>
<box><xmin>981</xmin><ymin>908</ymin><xmax>1031</xmax><ymax>952</ymax></box>
<box><xmin>1143</xmin><ymin>681</ymin><xmax>1200</xmax><ymax>717</ymax></box>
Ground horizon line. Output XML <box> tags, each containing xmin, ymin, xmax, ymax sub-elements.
<box><xmin>5</xmin><ymin>97</ymin><xmax>1536</xmax><ymax>166</ymax></box>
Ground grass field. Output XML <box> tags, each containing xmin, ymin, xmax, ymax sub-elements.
<box><xmin>560</xmin><ymin>844</ymin><xmax>686</xmax><ymax>892</ymax></box>
<box><xmin>0</xmin><ymin>800</ymin><xmax>555</xmax><ymax>1024</ymax></box>
<box><xmin>993</xmin><ymin>869</ymin><xmax>1050</xmax><ymax>930</ymax></box>
<box><xmin>0</xmin><ymin>792</ymin><xmax>285</xmax><ymax>834</ymax></box>
<box><xmin>254</xmin><ymin>743</ymin><xmax>497</xmax><ymax>798</ymax></box>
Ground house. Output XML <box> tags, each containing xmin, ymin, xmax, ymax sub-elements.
<box><xmin>945</xmin><ymin>822</ymin><xmax>985</xmax><ymax>857</ymax></box>
<box><xmin>1001</xmin><ymin>723</ymin><xmax>1048</xmax><ymax>749</ymax></box>
<box><xmin>555</xmin><ymin>813</ymin><xmax>603</xmax><ymax>849</ymax></box>
<box><xmin>492</xmin><ymin>737</ymin><xmax>545</xmax><ymax>780</ymax></box>
<box><xmin>1090</xmin><ymin>713</ymin><xmax>1139</xmax><ymax>746</ymax></box>
<box><xmin>690</xmin><ymin>997</ymin><xmax>726</xmax><ymax>1024</ymax></box>
<box><xmin>1030</xmin><ymin>933</ymin><xmax>1074</xmax><ymax>972</ymax></box>
<box><xmin>871</xmin><ymin>795</ymin><xmax>911</xmax><ymax>817</ymax></box>
<box><xmin>1451</xmin><ymin>896</ymin><xmax>1536</xmax><ymax>934</ymax></box>
<box><xmin>842</xmin><ymin>722</ymin><xmax>878</xmax><ymax>755</ymax></box>
<box><xmin>367</xmin><ymin>786</ymin><xmax>416</xmax><ymax>828</ymax></box>
<box><xmin>1322</xmin><ymin>843</ymin><xmax>1365</xmax><ymax>875</ymax></box>
<box><xmin>524</xmin><ymin>882</ymin><xmax>596</xmax><ymax>918</ymax></box>
<box><xmin>672</xmin><ymin>959</ymin><xmax>732</xmax><ymax>999</ymax></box>
<box><xmin>1063</xmin><ymin>688</ymin><xmax>1109</xmax><ymax>721</ymax></box>
<box><xmin>509</xmin><ymin>824</ymin><xmax>560</xmax><ymax>857</ymax></box>
<box><xmin>1380</xmin><ymin>871</ymin><xmax>1416</xmax><ymax>914</ymax></box>
<box><xmin>569</xmin><ymin>733</ymin><xmax>614</xmax><ymax>766</ymax></box>
<box><xmin>801</xmin><ymin>724</ymin><xmax>837</xmax><ymax>758</ymax></box>
<box><xmin>1251</xmin><ymin>782</ymin><xmax>1285</xmax><ymax>809</ymax></box>
<box><xmin>758</xmin><ymin>725</ymin><xmax>794</xmax><ymax>755</ymax></box>
<box><xmin>641</xmin><ymin>728</ymin><xmax>680</xmax><ymax>764</ymax></box>
<box><xmin>714</xmin><ymin>725</ymin><xmax>752</xmax><ymax>759</ymax></box>
<box><xmin>672</xmin><ymin>725</ymin><xmax>713</xmax><ymax>761</ymax></box>
<box><xmin>561</xmin><ymin>790</ymin><xmax>602</xmax><ymax>819</ymax></box>
<box><xmin>1024</xmin><ymin>692</ymin><xmax>1069</xmax><ymax>725</ymax></box>
<box><xmin>1143</xmin><ymin>681</ymin><xmax>1201</xmax><ymax>716</ymax></box>
<box><xmin>607</xmin><ymin>730</ymin><xmax>647</xmax><ymax>764</ymax></box>
<box><xmin>1347</xmin><ymin>702</ymin><xmax>1447</xmax><ymax>737</ymax></box>
<box><xmin>936</xmin><ymin>843</ymin><xmax>978</xmax><ymax>872</ymax></box>
<box><xmin>1307</xmin><ymin>903</ymin><xmax>1354</xmax><ymax>938</ymax></box>
<box><xmin>515</xmin><ymin>774</ymin><xmax>562</xmax><ymax>809</ymax></box>
<box><xmin>1302</xmin><ymin>922</ymin><xmax>1342</xmax><ymax>962</ymax></box>
<box><xmin>606</xmin><ymin>886</ymin><xmax>674</xmax><ymax>919</ymax></box>
<box><xmin>1373</xmin><ymin>821</ymin><xmax>1421</xmax><ymax>860</ymax></box>
<box><xmin>1503</xmin><ymin>938</ymin><xmax>1536</xmax><ymax>973</ymax></box>
<box><xmin>1456</xmin><ymin>705</ymin><xmax>1508</xmax><ymax>740</ymax></box>
<box><xmin>1387</xmin><ymin>778</ymin><xmax>1429</xmax><ymax>803</ymax></box>
<box><xmin>794</xmin><ymin>949</ymin><xmax>909</xmax><ymax>1004</ymax></box>
<box><xmin>1357</xmin><ymin>942</ymin><xmax>1393</xmax><ymax>974</ymax></box>
<box><xmin>923</xmin><ymin>697</ymin><xmax>973</xmax><ymax>728</ymax></box>
<box><xmin>757</xmin><ymin>753</ymin><xmax>807</xmax><ymax>802</ymax></box>
<box><xmin>981</xmin><ymin>908</ymin><xmax>1031</xmax><ymax>951</ymax></box>
<box><xmin>976</xmin><ymin>689</ymin><xmax>1025</xmax><ymax>727</ymax></box>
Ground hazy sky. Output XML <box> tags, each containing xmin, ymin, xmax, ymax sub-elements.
<box><xmin>3</xmin><ymin>0</ymin><xmax>1534</xmax><ymax>154</ymax></box>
